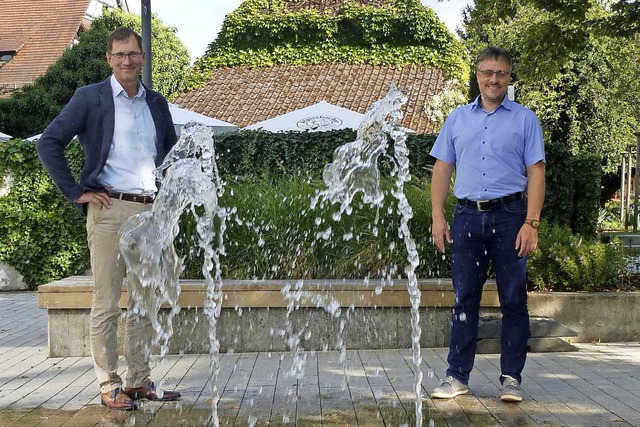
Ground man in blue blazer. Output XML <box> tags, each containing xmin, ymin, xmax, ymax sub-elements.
<box><xmin>37</xmin><ymin>27</ymin><xmax>180</xmax><ymax>410</ymax></box>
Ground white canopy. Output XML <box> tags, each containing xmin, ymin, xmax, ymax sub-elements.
<box><xmin>0</xmin><ymin>132</ymin><xmax>12</xmax><ymax>142</ymax></box>
<box><xmin>244</xmin><ymin>101</ymin><xmax>365</xmax><ymax>132</ymax></box>
<box><xmin>169</xmin><ymin>104</ymin><xmax>238</xmax><ymax>136</ymax></box>
<box><xmin>25</xmin><ymin>106</ymin><xmax>238</xmax><ymax>142</ymax></box>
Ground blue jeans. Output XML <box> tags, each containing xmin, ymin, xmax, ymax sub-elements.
<box><xmin>446</xmin><ymin>199</ymin><xmax>530</xmax><ymax>385</ymax></box>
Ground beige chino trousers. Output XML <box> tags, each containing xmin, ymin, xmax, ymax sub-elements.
<box><xmin>86</xmin><ymin>199</ymin><xmax>153</xmax><ymax>394</ymax></box>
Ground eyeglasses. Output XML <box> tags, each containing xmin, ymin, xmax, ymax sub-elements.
<box><xmin>477</xmin><ymin>69</ymin><xmax>511</xmax><ymax>78</ymax></box>
<box><xmin>108</xmin><ymin>51</ymin><xmax>143</xmax><ymax>61</ymax></box>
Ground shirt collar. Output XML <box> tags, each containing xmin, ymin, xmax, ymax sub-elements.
<box><xmin>471</xmin><ymin>94</ymin><xmax>513</xmax><ymax>112</ymax></box>
<box><xmin>109</xmin><ymin>74</ymin><xmax>145</xmax><ymax>99</ymax></box>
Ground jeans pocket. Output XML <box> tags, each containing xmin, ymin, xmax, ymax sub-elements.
<box><xmin>504</xmin><ymin>199</ymin><xmax>527</xmax><ymax>214</ymax></box>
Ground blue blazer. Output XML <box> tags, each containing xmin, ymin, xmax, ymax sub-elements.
<box><xmin>37</xmin><ymin>77</ymin><xmax>177</xmax><ymax>212</ymax></box>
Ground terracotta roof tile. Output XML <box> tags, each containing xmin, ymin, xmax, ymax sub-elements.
<box><xmin>174</xmin><ymin>63</ymin><xmax>447</xmax><ymax>134</ymax></box>
<box><xmin>0</xmin><ymin>0</ymin><xmax>91</xmax><ymax>92</ymax></box>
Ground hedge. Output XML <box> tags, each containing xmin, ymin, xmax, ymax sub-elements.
<box><xmin>0</xmin><ymin>131</ymin><xmax>603</xmax><ymax>287</ymax></box>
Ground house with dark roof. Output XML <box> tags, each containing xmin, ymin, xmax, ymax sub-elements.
<box><xmin>0</xmin><ymin>0</ymin><xmax>128</xmax><ymax>97</ymax></box>
<box><xmin>173</xmin><ymin>0</ymin><xmax>467</xmax><ymax>134</ymax></box>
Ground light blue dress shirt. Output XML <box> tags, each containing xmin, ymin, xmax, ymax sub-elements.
<box><xmin>97</xmin><ymin>74</ymin><xmax>158</xmax><ymax>195</ymax></box>
<box><xmin>430</xmin><ymin>95</ymin><xmax>545</xmax><ymax>201</ymax></box>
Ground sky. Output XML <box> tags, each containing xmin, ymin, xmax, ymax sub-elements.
<box><xmin>127</xmin><ymin>0</ymin><xmax>470</xmax><ymax>63</ymax></box>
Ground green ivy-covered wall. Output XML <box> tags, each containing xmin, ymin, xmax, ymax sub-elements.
<box><xmin>186</xmin><ymin>0</ymin><xmax>468</xmax><ymax>90</ymax></box>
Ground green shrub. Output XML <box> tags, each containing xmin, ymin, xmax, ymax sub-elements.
<box><xmin>571</xmin><ymin>154</ymin><xmax>602</xmax><ymax>237</ymax></box>
<box><xmin>179</xmin><ymin>174</ymin><xmax>453</xmax><ymax>281</ymax></box>
<box><xmin>0</xmin><ymin>130</ymin><xmax>620</xmax><ymax>291</ymax></box>
<box><xmin>214</xmin><ymin>129</ymin><xmax>436</xmax><ymax>180</ymax></box>
<box><xmin>0</xmin><ymin>139</ymin><xmax>89</xmax><ymax>285</ymax></box>
<box><xmin>544</xmin><ymin>140</ymin><xmax>602</xmax><ymax>237</ymax></box>
<box><xmin>599</xmin><ymin>200</ymin><xmax>623</xmax><ymax>231</ymax></box>
<box><xmin>527</xmin><ymin>221</ymin><xmax>628</xmax><ymax>292</ymax></box>
<box><xmin>540</xmin><ymin>140</ymin><xmax>573</xmax><ymax>227</ymax></box>
<box><xmin>0</xmin><ymin>131</ymin><xmax>440</xmax><ymax>287</ymax></box>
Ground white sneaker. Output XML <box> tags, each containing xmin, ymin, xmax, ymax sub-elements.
<box><xmin>501</xmin><ymin>375</ymin><xmax>523</xmax><ymax>402</ymax></box>
<box><xmin>431</xmin><ymin>376</ymin><xmax>469</xmax><ymax>399</ymax></box>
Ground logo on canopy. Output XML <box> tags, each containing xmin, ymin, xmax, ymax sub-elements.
<box><xmin>296</xmin><ymin>116</ymin><xmax>343</xmax><ymax>131</ymax></box>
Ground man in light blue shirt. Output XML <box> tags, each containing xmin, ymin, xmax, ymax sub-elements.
<box><xmin>429</xmin><ymin>47</ymin><xmax>545</xmax><ymax>403</ymax></box>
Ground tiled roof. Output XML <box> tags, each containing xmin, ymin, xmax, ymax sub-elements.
<box><xmin>174</xmin><ymin>63</ymin><xmax>447</xmax><ymax>134</ymax></box>
<box><xmin>0</xmin><ymin>0</ymin><xmax>91</xmax><ymax>93</ymax></box>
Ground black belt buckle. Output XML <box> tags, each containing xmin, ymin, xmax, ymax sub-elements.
<box><xmin>476</xmin><ymin>200</ymin><xmax>493</xmax><ymax>212</ymax></box>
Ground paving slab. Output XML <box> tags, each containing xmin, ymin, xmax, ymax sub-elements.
<box><xmin>2</xmin><ymin>291</ymin><xmax>640</xmax><ymax>426</ymax></box>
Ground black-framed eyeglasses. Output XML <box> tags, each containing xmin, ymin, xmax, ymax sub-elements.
<box><xmin>477</xmin><ymin>69</ymin><xmax>511</xmax><ymax>78</ymax></box>
<box><xmin>108</xmin><ymin>51</ymin><xmax>143</xmax><ymax>60</ymax></box>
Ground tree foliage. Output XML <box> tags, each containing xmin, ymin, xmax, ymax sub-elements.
<box><xmin>0</xmin><ymin>9</ymin><xmax>190</xmax><ymax>139</ymax></box>
<box><xmin>461</xmin><ymin>0</ymin><xmax>640</xmax><ymax>174</ymax></box>
<box><xmin>529</xmin><ymin>0</ymin><xmax>640</xmax><ymax>37</ymax></box>
<box><xmin>186</xmin><ymin>0</ymin><xmax>468</xmax><ymax>90</ymax></box>
<box><xmin>496</xmin><ymin>0</ymin><xmax>640</xmax><ymax>76</ymax></box>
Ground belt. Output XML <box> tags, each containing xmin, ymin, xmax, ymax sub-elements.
<box><xmin>105</xmin><ymin>190</ymin><xmax>154</xmax><ymax>204</ymax></box>
<box><xmin>457</xmin><ymin>192</ymin><xmax>524</xmax><ymax>212</ymax></box>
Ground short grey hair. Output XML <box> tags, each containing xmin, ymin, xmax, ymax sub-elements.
<box><xmin>476</xmin><ymin>47</ymin><xmax>512</xmax><ymax>71</ymax></box>
<box><xmin>107</xmin><ymin>26</ymin><xmax>143</xmax><ymax>53</ymax></box>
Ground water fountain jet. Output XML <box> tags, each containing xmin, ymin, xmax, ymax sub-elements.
<box><xmin>119</xmin><ymin>83</ymin><xmax>425</xmax><ymax>426</ymax></box>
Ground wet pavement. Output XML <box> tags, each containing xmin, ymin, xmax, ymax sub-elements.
<box><xmin>1</xmin><ymin>291</ymin><xmax>640</xmax><ymax>426</ymax></box>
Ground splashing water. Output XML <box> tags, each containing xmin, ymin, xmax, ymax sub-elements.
<box><xmin>280</xmin><ymin>281</ymin><xmax>353</xmax><ymax>384</ymax></box>
<box><xmin>119</xmin><ymin>82</ymin><xmax>424</xmax><ymax>425</ymax></box>
<box><xmin>120</xmin><ymin>121</ymin><xmax>227</xmax><ymax>425</ymax></box>
<box><xmin>313</xmin><ymin>82</ymin><xmax>423</xmax><ymax>426</ymax></box>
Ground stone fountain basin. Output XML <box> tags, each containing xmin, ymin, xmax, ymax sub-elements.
<box><xmin>37</xmin><ymin>276</ymin><xmax>640</xmax><ymax>357</ymax></box>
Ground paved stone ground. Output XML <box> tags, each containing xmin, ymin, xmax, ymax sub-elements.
<box><xmin>1</xmin><ymin>291</ymin><xmax>640</xmax><ymax>426</ymax></box>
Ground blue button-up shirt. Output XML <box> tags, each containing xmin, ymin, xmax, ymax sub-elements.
<box><xmin>97</xmin><ymin>75</ymin><xmax>158</xmax><ymax>195</ymax></box>
<box><xmin>430</xmin><ymin>95</ymin><xmax>545</xmax><ymax>201</ymax></box>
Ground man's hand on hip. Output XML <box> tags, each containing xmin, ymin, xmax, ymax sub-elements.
<box><xmin>75</xmin><ymin>191</ymin><xmax>112</xmax><ymax>209</ymax></box>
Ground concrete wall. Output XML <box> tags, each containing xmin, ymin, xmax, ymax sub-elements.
<box><xmin>41</xmin><ymin>277</ymin><xmax>640</xmax><ymax>357</ymax></box>
<box><xmin>48</xmin><ymin>306</ymin><xmax>475</xmax><ymax>357</ymax></box>
<box><xmin>528</xmin><ymin>292</ymin><xmax>640</xmax><ymax>343</ymax></box>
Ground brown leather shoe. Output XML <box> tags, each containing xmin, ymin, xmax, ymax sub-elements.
<box><xmin>101</xmin><ymin>387</ymin><xmax>136</xmax><ymax>410</ymax></box>
<box><xmin>124</xmin><ymin>382</ymin><xmax>181</xmax><ymax>401</ymax></box>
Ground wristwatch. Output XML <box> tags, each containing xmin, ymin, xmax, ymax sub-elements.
<box><xmin>524</xmin><ymin>219</ymin><xmax>540</xmax><ymax>229</ymax></box>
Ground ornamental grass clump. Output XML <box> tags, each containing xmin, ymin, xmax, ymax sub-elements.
<box><xmin>178</xmin><ymin>174</ymin><xmax>452</xmax><ymax>281</ymax></box>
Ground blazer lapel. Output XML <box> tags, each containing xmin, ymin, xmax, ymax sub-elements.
<box><xmin>99</xmin><ymin>78</ymin><xmax>115</xmax><ymax>162</ymax></box>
